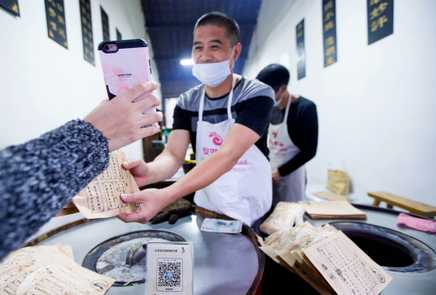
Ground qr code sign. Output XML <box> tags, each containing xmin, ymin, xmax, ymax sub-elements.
<box><xmin>157</xmin><ymin>258</ymin><xmax>183</xmax><ymax>292</ymax></box>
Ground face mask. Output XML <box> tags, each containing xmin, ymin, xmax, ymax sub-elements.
<box><xmin>274</xmin><ymin>91</ymin><xmax>283</xmax><ymax>107</ymax></box>
<box><xmin>274</xmin><ymin>95</ymin><xmax>283</xmax><ymax>107</ymax></box>
<box><xmin>192</xmin><ymin>47</ymin><xmax>235</xmax><ymax>87</ymax></box>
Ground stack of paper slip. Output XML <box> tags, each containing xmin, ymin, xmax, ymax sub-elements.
<box><xmin>258</xmin><ymin>224</ymin><xmax>392</xmax><ymax>295</ymax></box>
<box><xmin>0</xmin><ymin>243</ymin><xmax>114</xmax><ymax>294</ymax></box>
<box><xmin>299</xmin><ymin>200</ymin><xmax>367</xmax><ymax>220</ymax></box>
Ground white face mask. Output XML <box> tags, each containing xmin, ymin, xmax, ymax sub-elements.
<box><xmin>274</xmin><ymin>95</ymin><xmax>283</xmax><ymax>107</ymax></box>
<box><xmin>274</xmin><ymin>90</ymin><xmax>283</xmax><ymax>107</ymax></box>
<box><xmin>192</xmin><ymin>48</ymin><xmax>235</xmax><ymax>87</ymax></box>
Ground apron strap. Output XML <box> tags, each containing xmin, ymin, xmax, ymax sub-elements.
<box><xmin>198</xmin><ymin>85</ymin><xmax>206</xmax><ymax>122</ymax></box>
<box><xmin>199</xmin><ymin>75</ymin><xmax>236</xmax><ymax>122</ymax></box>
<box><xmin>283</xmin><ymin>93</ymin><xmax>292</xmax><ymax>123</ymax></box>
<box><xmin>227</xmin><ymin>75</ymin><xmax>236</xmax><ymax>119</ymax></box>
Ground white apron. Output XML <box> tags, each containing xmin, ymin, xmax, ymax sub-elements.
<box><xmin>268</xmin><ymin>97</ymin><xmax>306</xmax><ymax>207</ymax></box>
<box><xmin>194</xmin><ymin>76</ymin><xmax>272</xmax><ymax>226</ymax></box>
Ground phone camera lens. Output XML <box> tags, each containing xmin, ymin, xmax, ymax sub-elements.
<box><xmin>104</xmin><ymin>45</ymin><xmax>110</xmax><ymax>50</ymax></box>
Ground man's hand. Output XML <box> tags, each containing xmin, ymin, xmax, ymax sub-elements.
<box><xmin>121</xmin><ymin>130</ymin><xmax>191</xmax><ymax>188</ymax></box>
<box><xmin>272</xmin><ymin>169</ymin><xmax>282</xmax><ymax>185</ymax></box>
<box><xmin>122</xmin><ymin>158</ymin><xmax>151</xmax><ymax>187</ymax></box>
<box><xmin>117</xmin><ymin>189</ymin><xmax>171</xmax><ymax>224</ymax></box>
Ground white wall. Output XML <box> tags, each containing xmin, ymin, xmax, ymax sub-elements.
<box><xmin>244</xmin><ymin>0</ymin><xmax>436</xmax><ymax>205</ymax></box>
<box><xmin>0</xmin><ymin>0</ymin><xmax>160</xmax><ymax>160</ymax></box>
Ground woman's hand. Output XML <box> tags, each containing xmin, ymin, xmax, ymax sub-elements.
<box><xmin>84</xmin><ymin>81</ymin><xmax>163</xmax><ymax>151</ymax></box>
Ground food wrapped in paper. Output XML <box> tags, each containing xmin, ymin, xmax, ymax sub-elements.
<box><xmin>264</xmin><ymin>222</ymin><xmax>315</xmax><ymax>248</ymax></box>
<box><xmin>73</xmin><ymin>150</ymin><xmax>140</xmax><ymax>219</ymax></box>
<box><xmin>260</xmin><ymin>202</ymin><xmax>305</xmax><ymax>235</ymax></box>
<box><xmin>258</xmin><ymin>222</ymin><xmax>318</xmax><ymax>269</ymax></box>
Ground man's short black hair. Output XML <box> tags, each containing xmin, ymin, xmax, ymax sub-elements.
<box><xmin>194</xmin><ymin>12</ymin><xmax>240</xmax><ymax>47</ymax></box>
<box><xmin>256</xmin><ymin>64</ymin><xmax>290</xmax><ymax>92</ymax></box>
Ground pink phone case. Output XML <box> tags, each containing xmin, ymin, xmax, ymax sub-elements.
<box><xmin>99</xmin><ymin>39</ymin><xmax>156</xmax><ymax>125</ymax></box>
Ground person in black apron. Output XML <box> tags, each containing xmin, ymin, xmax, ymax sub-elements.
<box><xmin>118</xmin><ymin>12</ymin><xmax>275</xmax><ymax>227</ymax></box>
<box><xmin>256</xmin><ymin>64</ymin><xmax>319</xmax><ymax>209</ymax></box>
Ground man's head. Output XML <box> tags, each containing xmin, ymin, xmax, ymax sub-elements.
<box><xmin>194</xmin><ymin>12</ymin><xmax>239</xmax><ymax>47</ymax></box>
<box><xmin>192</xmin><ymin>12</ymin><xmax>242</xmax><ymax>66</ymax></box>
<box><xmin>256</xmin><ymin>64</ymin><xmax>290</xmax><ymax>93</ymax></box>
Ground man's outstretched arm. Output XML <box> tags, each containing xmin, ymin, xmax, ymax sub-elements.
<box><xmin>118</xmin><ymin>123</ymin><xmax>260</xmax><ymax>224</ymax></box>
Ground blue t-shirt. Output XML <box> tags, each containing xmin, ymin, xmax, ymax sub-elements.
<box><xmin>172</xmin><ymin>77</ymin><xmax>275</xmax><ymax>159</ymax></box>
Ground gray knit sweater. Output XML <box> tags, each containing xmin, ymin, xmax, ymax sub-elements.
<box><xmin>0</xmin><ymin>119</ymin><xmax>109</xmax><ymax>261</ymax></box>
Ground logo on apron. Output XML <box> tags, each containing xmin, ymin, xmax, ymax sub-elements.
<box><xmin>209</xmin><ymin>132</ymin><xmax>223</xmax><ymax>146</ymax></box>
<box><xmin>270</xmin><ymin>131</ymin><xmax>284</xmax><ymax>147</ymax></box>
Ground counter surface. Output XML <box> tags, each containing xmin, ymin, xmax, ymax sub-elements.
<box><xmin>34</xmin><ymin>214</ymin><xmax>260</xmax><ymax>295</ymax></box>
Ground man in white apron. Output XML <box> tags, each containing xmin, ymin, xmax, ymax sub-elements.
<box><xmin>118</xmin><ymin>12</ymin><xmax>275</xmax><ymax>227</ymax></box>
<box><xmin>256</xmin><ymin>64</ymin><xmax>318</xmax><ymax>208</ymax></box>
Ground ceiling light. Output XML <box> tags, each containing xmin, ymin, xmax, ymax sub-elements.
<box><xmin>180</xmin><ymin>58</ymin><xmax>194</xmax><ymax>66</ymax></box>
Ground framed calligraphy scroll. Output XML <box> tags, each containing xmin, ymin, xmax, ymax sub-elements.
<box><xmin>116</xmin><ymin>28</ymin><xmax>122</xmax><ymax>40</ymax></box>
<box><xmin>100</xmin><ymin>6</ymin><xmax>110</xmax><ymax>41</ymax></box>
<box><xmin>80</xmin><ymin>0</ymin><xmax>94</xmax><ymax>65</ymax></box>
<box><xmin>367</xmin><ymin>0</ymin><xmax>394</xmax><ymax>45</ymax></box>
<box><xmin>296</xmin><ymin>19</ymin><xmax>306</xmax><ymax>80</ymax></box>
<box><xmin>322</xmin><ymin>0</ymin><xmax>337</xmax><ymax>67</ymax></box>
<box><xmin>45</xmin><ymin>0</ymin><xmax>67</xmax><ymax>48</ymax></box>
<box><xmin>0</xmin><ymin>0</ymin><xmax>20</xmax><ymax>16</ymax></box>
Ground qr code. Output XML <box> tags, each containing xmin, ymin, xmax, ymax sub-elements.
<box><xmin>157</xmin><ymin>258</ymin><xmax>183</xmax><ymax>291</ymax></box>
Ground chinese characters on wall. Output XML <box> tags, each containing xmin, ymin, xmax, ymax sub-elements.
<box><xmin>101</xmin><ymin>6</ymin><xmax>110</xmax><ymax>41</ymax></box>
<box><xmin>80</xmin><ymin>0</ymin><xmax>94</xmax><ymax>65</ymax></box>
<box><xmin>0</xmin><ymin>0</ymin><xmax>19</xmax><ymax>16</ymax></box>
<box><xmin>296</xmin><ymin>19</ymin><xmax>306</xmax><ymax>80</ymax></box>
<box><xmin>367</xmin><ymin>0</ymin><xmax>394</xmax><ymax>45</ymax></box>
<box><xmin>4</xmin><ymin>1</ymin><xmax>398</xmax><ymax>75</ymax></box>
<box><xmin>44</xmin><ymin>0</ymin><xmax>67</xmax><ymax>48</ymax></box>
<box><xmin>323</xmin><ymin>0</ymin><xmax>337</xmax><ymax>67</ymax></box>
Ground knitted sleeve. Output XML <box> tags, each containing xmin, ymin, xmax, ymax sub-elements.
<box><xmin>0</xmin><ymin>119</ymin><xmax>110</xmax><ymax>260</ymax></box>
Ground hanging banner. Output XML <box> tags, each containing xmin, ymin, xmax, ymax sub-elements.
<box><xmin>116</xmin><ymin>28</ymin><xmax>122</xmax><ymax>40</ymax></box>
<box><xmin>296</xmin><ymin>19</ymin><xmax>306</xmax><ymax>80</ymax></box>
<box><xmin>44</xmin><ymin>0</ymin><xmax>67</xmax><ymax>48</ymax></box>
<box><xmin>100</xmin><ymin>6</ymin><xmax>110</xmax><ymax>41</ymax></box>
<box><xmin>80</xmin><ymin>0</ymin><xmax>95</xmax><ymax>65</ymax></box>
<box><xmin>323</xmin><ymin>0</ymin><xmax>337</xmax><ymax>67</ymax></box>
<box><xmin>0</xmin><ymin>0</ymin><xmax>20</xmax><ymax>16</ymax></box>
<box><xmin>367</xmin><ymin>0</ymin><xmax>394</xmax><ymax>45</ymax></box>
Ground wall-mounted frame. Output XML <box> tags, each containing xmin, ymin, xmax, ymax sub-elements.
<box><xmin>296</xmin><ymin>19</ymin><xmax>306</xmax><ymax>80</ymax></box>
<box><xmin>44</xmin><ymin>0</ymin><xmax>68</xmax><ymax>48</ymax></box>
<box><xmin>0</xmin><ymin>0</ymin><xmax>20</xmax><ymax>16</ymax></box>
<box><xmin>80</xmin><ymin>0</ymin><xmax>95</xmax><ymax>65</ymax></box>
<box><xmin>367</xmin><ymin>0</ymin><xmax>394</xmax><ymax>45</ymax></box>
<box><xmin>116</xmin><ymin>28</ymin><xmax>122</xmax><ymax>40</ymax></box>
<box><xmin>100</xmin><ymin>6</ymin><xmax>109</xmax><ymax>41</ymax></box>
<box><xmin>322</xmin><ymin>0</ymin><xmax>337</xmax><ymax>67</ymax></box>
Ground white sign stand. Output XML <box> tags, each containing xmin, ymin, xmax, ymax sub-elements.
<box><xmin>146</xmin><ymin>242</ymin><xmax>193</xmax><ymax>295</ymax></box>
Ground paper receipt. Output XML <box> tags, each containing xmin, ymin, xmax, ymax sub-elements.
<box><xmin>72</xmin><ymin>150</ymin><xmax>140</xmax><ymax>219</ymax></box>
